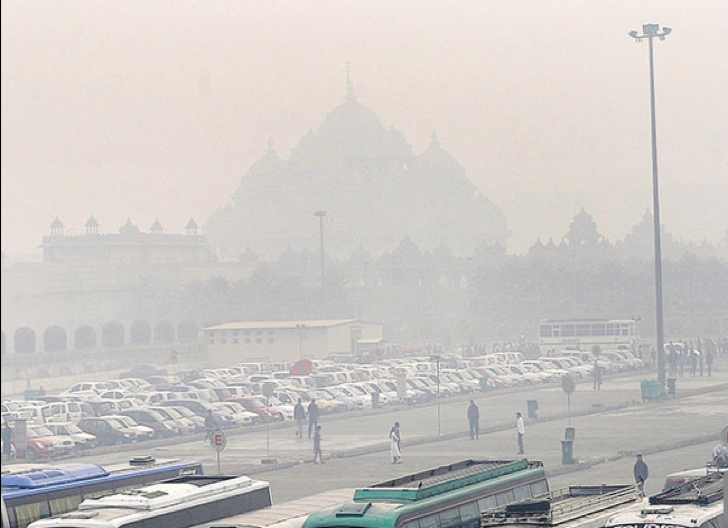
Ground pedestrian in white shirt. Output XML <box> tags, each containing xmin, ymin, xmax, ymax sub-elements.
<box><xmin>516</xmin><ymin>412</ymin><xmax>525</xmax><ymax>454</ymax></box>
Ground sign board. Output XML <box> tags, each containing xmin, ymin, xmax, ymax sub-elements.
<box><xmin>211</xmin><ymin>429</ymin><xmax>226</xmax><ymax>452</ymax></box>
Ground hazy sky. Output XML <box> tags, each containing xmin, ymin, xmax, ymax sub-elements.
<box><xmin>2</xmin><ymin>1</ymin><xmax>727</xmax><ymax>256</ymax></box>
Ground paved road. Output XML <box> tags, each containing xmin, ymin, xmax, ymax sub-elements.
<box><xmin>40</xmin><ymin>362</ymin><xmax>727</xmax><ymax>505</ymax></box>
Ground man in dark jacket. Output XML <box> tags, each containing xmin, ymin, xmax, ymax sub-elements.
<box><xmin>467</xmin><ymin>400</ymin><xmax>480</xmax><ymax>440</ymax></box>
<box><xmin>634</xmin><ymin>454</ymin><xmax>649</xmax><ymax>496</ymax></box>
<box><xmin>294</xmin><ymin>398</ymin><xmax>306</xmax><ymax>438</ymax></box>
<box><xmin>307</xmin><ymin>399</ymin><xmax>320</xmax><ymax>438</ymax></box>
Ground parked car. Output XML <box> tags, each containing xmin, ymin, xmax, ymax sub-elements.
<box><xmin>29</xmin><ymin>424</ymin><xmax>76</xmax><ymax>455</ymax></box>
<box><xmin>45</xmin><ymin>422</ymin><xmax>98</xmax><ymax>449</ymax></box>
<box><xmin>41</xmin><ymin>401</ymin><xmax>85</xmax><ymax>424</ymax></box>
<box><xmin>77</xmin><ymin>416</ymin><xmax>139</xmax><ymax>445</ymax></box>
<box><xmin>149</xmin><ymin>406</ymin><xmax>196</xmax><ymax>435</ymax></box>
<box><xmin>120</xmin><ymin>409</ymin><xmax>178</xmax><ymax>438</ymax></box>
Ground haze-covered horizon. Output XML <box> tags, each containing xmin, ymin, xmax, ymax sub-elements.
<box><xmin>2</xmin><ymin>0</ymin><xmax>727</xmax><ymax>257</ymax></box>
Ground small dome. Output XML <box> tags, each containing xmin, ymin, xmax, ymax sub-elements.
<box><xmin>85</xmin><ymin>215</ymin><xmax>99</xmax><ymax>228</ymax></box>
<box><xmin>50</xmin><ymin>217</ymin><xmax>64</xmax><ymax>229</ymax></box>
<box><xmin>150</xmin><ymin>219</ymin><xmax>163</xmax><ymax>233</ymax></box>
<box><xmin>186</xmin><ymin>218</ymin><xmax>198</xmax><ymax>230</ymax></box>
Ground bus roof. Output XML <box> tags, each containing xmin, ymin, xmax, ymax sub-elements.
<box><xmin>192</xmin><ymin>488</ymin><xmax>356</xmax><ymax>528</ymax></box>
<box><xmin>1</xmin><ymin>458</ymin><xmax>201</xmax><ymax>498</ymax></box>
<box><xmin>481</xmin><ymin>485</ymin><xmax>640</xmax><ymax>528</ymax></box>
<box><xmin>356</xmin><ymin>460</ymin><xmax>538</xmax><ymax>502</ymax></box>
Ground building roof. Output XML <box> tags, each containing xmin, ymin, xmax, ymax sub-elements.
<box><xmin>205</xmin><ymin>320</ymin><xmax>358</xmax><ymax>331</ymax></box>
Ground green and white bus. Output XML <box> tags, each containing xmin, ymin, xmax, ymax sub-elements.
<box><xmin>303</xmin><ymin>460</ymin><xmax>549</xmax><ymax>528</ymax></box>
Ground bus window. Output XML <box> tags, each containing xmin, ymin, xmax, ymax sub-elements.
<box><xmin>477</xmin><ymin>496</ymin><xmax>497</xmax><ymax>512</ymax></box>
<box><xmin>458</xmin><ymin>502</ymin><xmax>479</xmax><ymax>528</ymax></box>
<box><xmin>530</xmin><ymin>480</ymin><xmax>549</xmax><ymax>497</ymax></box>
<box><xmin>419</xmin><ymin>513</ymin><xmax>440</xmax><ymax>528</ymax></box>
<box><xmin>14</xmin><ymin>502</ymin><xmax>45</xmax><ymax>528</ymax></box>
<box><xmin>514</xmin><ymin>485</ymin><xmax>532</xmax><ymax>501</ymax></box>
<box><xmin>49</xmin><ymin>495</ymin><xmax>83</xmax><ymax>516</ymax></box>
<box><xmin>438</xmin><ymin>508</ymin><xmax>460</xmax><ymax>528</ymax></box>
<box><xmin>495</xmin><ymin>490</ymin><xmax>515</xmax><ymax>506</ymax></box>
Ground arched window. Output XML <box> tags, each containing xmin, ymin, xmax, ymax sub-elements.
<box><xmin>74</xmin><ymin>325</ymin><xmax>97</xmax><ymax>349</ymax></box>
<box><xmin>153</xmin><ymin>322</ymin><xmax>175</xmax><ymax>344</ymax></box>
<box><xmin>14</xmin><ymin>327</ymin><xmax>36</xmax><ymax>354</ymax></box>
<box><xmin>44</xmin><ymin>326</ymin><xmax>67</xmax><ymax>351</ymax></box>
<box><xmin>130</xmin><ymin>320</ymin><xmax>152</xmax><ymax>345</ymax></box>
<box><xmin>102</xmin><ymin>321</ymin><xmax>124</xmax><ymax>347</ymax></box>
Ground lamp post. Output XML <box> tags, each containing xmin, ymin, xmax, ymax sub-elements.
<box><xmin>314</xmin><ymin>211</ymin><xmax>328</xmax><ymax>304</ymax></box>
<box><xmin>629</xmin><ymin>23</ymin><xmax>671</xmax><ymax>388</ymax></box>
<box><xmin>430</xmin><ymin>354</ymin><xmax>441</xmax><ymax>436</ymax></box>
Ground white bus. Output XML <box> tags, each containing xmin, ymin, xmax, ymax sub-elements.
<box><xmin>539</xmin><ymin>319</ymin><xmax>640</xmax><ymax>355</ymax></box>
<box><xmin>194</xmin><ymin>488</ymin><xmax>356</xmax><ymax>528</ymax></box>
<box><xmin>27</xmin><ymin>475</ymin><xmax>272</xmax><ymax>528</ymax></box>
<box><xmin>604</xmin><ymin>473</ymin><xmax>724</xmax><ymax>528</ymax></box>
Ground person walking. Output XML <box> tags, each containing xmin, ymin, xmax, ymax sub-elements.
<box><xmin>650</xmin><ymin>348</ymin><xmax>656</xmax><ymax>369</ymax></box>
<box><xmin>467</xmin><ymin>400</ymin><xmax>480</xmax><ymax>440</ymax></box>
<box><xmin>390</xmin><ymin>422</ymin><xmax>402</xmax><ymax>464</ymax></box>
<box><xmin>294</xmin><ymin>398</ymin><xmax>306</xmax><ymax>438</ymax></box>
<box><xmin>634</xmin><ymin>454</ymin><xmax>649</xmax><ymax>496</ymax></box>
<box><xmin>706</xmin><ymin>349</ymin><xmax>713</xmax><ymax>377</ymax></box>
<box><xmin>307</xmin><ymin>399</ymin><xmax>320</xmax><ymax>438</ymax></box>
<box><xmin>312</xmin><ymin>425</ymin><xmax>325</xmax><ymax>464</ymax></box>
<box><xmin>516</xmin><ymin>412</ymin><xmax>525</xmax><ymax>455</ymax></box>
<box><xmin>593</xmin><ymin>360</ymin><xmax>602</xmax><ymax>391</ymax></box>
<box><xmin>204</xmin><ymin>410</ymin><xmax>216</xmax><ymax>444</ymax></box>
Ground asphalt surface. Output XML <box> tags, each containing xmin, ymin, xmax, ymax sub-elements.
<box><xmin>9</xmin><ymin>363</ymin><xmax>726</xmax><ymax>504</ymax></box>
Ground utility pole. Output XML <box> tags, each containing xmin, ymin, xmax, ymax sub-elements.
<box><xmin>628</xmin><ymin>23</ymin><xmax>672</xmax><ymax>387</ymax></box>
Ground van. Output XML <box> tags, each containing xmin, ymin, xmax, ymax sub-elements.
<box><xmin>41</xmin><ymin>401</ymin><xmax>84</xmax><ymax>424</ymax></box>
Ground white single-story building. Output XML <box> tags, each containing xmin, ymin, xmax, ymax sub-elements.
<box><xmin>203</xmin><ymin>319</ymin><xmax>384</xmax><ymax>366</ymax></box>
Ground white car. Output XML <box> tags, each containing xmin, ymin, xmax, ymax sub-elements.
<box><xmin>212</xmin><ymin>402</ymin><xmax>258</xmax><ymax>426</ymax></box>
<box><xmin>45</xmin><ymin>422</ymin><xmax>98</xmax><ymax>449</ymax></box>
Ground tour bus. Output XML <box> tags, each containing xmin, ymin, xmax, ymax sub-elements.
<box><xmin>194</xmin><ymin>488</ymin><xmax>356</xmax><ymax>528</ymax></box>
<box><xmin>538</xmin><ymin>319</ymin><xmax>640</xmax><ymax>355</ymax></box>
<box><xmin>302</xmin><ymin>459</ymin><xmax>549</xmax><ymax>528</ymax></box>
<box><xmin>1</xmin><ymin>457</ymin><xmax>203</xmax><ymax>528</ymax></box>
<box><xmin>604</xmin><ymin>473</ymin><xmax>724</xmax><ymax>528</ymax></box>
<box><xmin>27</xmin><ymin>474</ymin><xmax>272</xmax><ymax>528</ymax></box>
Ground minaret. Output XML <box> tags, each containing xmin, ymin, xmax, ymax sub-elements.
<box><xmin>85</xmin><ymin>214</ymin><xmax>99</xmax><ymax>235</ymax></box>
<box><xmin>186</xmin><ymin>218</ymin><xmax>198</xmax><ymax>236</ymax></box>
<box><xmin>50</xmin><ymin>217</ymin><xmax>64</xmax><ymax>237</ymax></box>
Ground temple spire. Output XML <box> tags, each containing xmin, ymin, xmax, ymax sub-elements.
<box><xmin>345</xmin><ymin>62</ymin><xmax>355</xmax><ymax>101</ymax></box>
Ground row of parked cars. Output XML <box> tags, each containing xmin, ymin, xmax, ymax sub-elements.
<box><xmin>2</xmin><ymin>348</ymin><xmax>644</xmax><ymax>459</ymax></box>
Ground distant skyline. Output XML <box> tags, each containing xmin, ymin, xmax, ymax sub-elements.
<box><xmin>2</xmin><ymin>1</ymin><xmax>727</xmax><ymax>256</ymax></box>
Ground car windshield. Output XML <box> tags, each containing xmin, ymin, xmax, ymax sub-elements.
<box><xmin>66</xmin><ymin>424</ymin><xmax>83</xmax><ymax>434</ymax></box>
<box><xmin>112</xmin><ymin>418</ymin><xmax>133</xmax><ymax>428</ymax></box>
<box><xmin>32</xmin><ymin>426</ymin><xmax>54</xmax><ymax>436</ymax></box>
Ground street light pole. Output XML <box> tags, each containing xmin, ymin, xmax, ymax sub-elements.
<box><xmin>629</xmin><ymin>23</ymin><xmax>671</xmax><ymax>388</ymax></box>
<box><xmin>430</xmin><ymin>354</ymin><xmax>441</xmax><ymax>436</ymax></box>
<box><xmin>314</xmin><ymin>211</ymin><xmax>327</xmax><ymax>304</ymax></box>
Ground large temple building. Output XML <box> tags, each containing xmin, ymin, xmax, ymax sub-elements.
<box><xmin>206</xmin><ymin>82</ymin><xmax>507</xmax><ymax>260</ymax></box>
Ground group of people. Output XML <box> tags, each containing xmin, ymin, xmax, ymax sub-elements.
<box><xmin>291</xmin><ymin>398</ymin><xmax>324</xmax><ymax>463</ymax></box>
<box><xmin>666</xmin><ymin>341</ymin><xmax>714</xmax><ymax>378</ymax></box>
